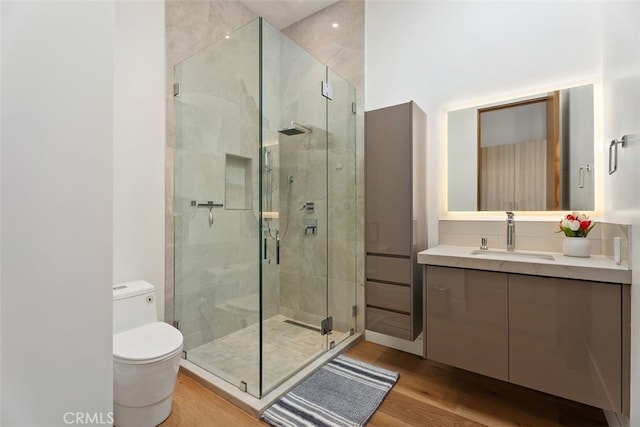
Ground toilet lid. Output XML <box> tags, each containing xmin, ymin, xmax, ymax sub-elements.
<box><xmin>113</xmin><ymin>322</ymin><xmax>183</xmax><ymax>363</ymax></box>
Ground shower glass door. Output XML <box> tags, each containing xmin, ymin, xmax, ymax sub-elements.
<box><xmin>174</xmin><ymin>17</ymin><xmax>357</xmax><ymax>400</ymax></box>
<box><xmin>326</xmin><ymin>69</ymin><xmax>357</xmax><ymax>352</ymax></box>
<box><xmin>260</xmin><ymin>19</ymin><xmax>330</xmax><ymax>395</ymax></box>
<box><xmin>173</xmin><ymin>19</ymin><xmax>262</xmax><ymax>396</ymax></box>
<box><xmin>260</xmin><ymin>19</ymin><xmax>358</xmax><ymax>395</ymax></box>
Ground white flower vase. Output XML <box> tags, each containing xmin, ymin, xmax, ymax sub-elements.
<box><xmin>563</xmin><ymin>237</ymin><xmax>591</xmax><ymax>258</ymax></box>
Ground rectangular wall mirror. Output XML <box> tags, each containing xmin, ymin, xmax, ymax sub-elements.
<box><xmin>447</xmin><ymin>83</ymin><xmax>594</xmax><ymax>212</ymax></box>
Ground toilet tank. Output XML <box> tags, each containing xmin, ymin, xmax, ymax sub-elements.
<box><xmin>113</xmin><ymin>281</ymin><xmax>159</xmax><ymax>335</ymax></box>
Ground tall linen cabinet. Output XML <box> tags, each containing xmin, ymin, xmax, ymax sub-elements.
<box><xmin>365</xmin><ymin>101</ymin><xmax>427</xmax><ymax>341</ymax></box>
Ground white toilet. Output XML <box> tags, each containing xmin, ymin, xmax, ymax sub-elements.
<box><xmin>113</xmin><ymin>281</ymin><xmax>184</xmax><ymax>427</ymax></box>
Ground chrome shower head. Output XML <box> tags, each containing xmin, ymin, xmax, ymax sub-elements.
<box><xmin>278</xmin><ymin>127</ymin><xmax>305</xmax><ymax>136</ymax></box>
<box><xmin>278</xmin><ymin>121</ymin><xmax>312</xmax><ymax>136</ymax></box>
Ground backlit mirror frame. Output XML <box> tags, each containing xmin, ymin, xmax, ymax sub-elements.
<box><xmin>443</xmin><ymin>80</ymin><xmax>603</xmax><ymax>218</ymax></box>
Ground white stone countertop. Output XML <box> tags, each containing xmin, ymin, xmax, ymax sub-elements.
<box><xmin>418</xmin><ymin>245</ymin><xmax>632</xmax><ymax>284</ymax></box>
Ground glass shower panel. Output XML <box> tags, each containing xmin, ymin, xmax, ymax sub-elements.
<box><xmin>260</xmin><ymin>19</ymin><xmax>329</xmax><ymax>396</ymax></box>
<box><xmin>173</xmin><ymin>20</ymin><xmax>261</xmax><ymax>397</ymax></box>
<box><xmin>327</xmin><ymin>69</ymin><xmax>358</xmax><ymax>347</ymax></box>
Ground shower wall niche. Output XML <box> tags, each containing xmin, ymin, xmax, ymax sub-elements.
<box><xmin>225</xmin><ymin>154</ymin><xmax>253</xmax><ymax>210</ymax></box>
<box><xmin>173</xmin><ymin>18</ymin><xmax>357</xmax><ymax>399</ymax></box>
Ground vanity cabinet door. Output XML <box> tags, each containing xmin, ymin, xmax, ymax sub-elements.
<box><xmin>509</xmin><ymin>274</ymin><xmax>621</xmax><ymax>412</ymax></box>
<box><xmin>426</xmin><ymin>266</ymin><xmax>508</xmax><ymax>381</ymax></box>
<box><xmin>365</xmin><ymin>102</ymin><xmax>412</xmax><ymax>256</ymax></box>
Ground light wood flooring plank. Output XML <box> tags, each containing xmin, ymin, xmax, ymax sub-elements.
<box><xmin>160</xmin><ymin>374</ymin><xmax>266</xmax><ymax>427</ymax></box>
<box><xmin>161</xmin><ymin>339</ymin><xmax>607</xmax><ymax>427</ymax></box>
<box><xmin>368</xmin><ymin>392</ymin><xmax>486</xmax><ymax>427</ymax></box>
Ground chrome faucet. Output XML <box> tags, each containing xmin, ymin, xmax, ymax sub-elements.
<box><xmin>506</xmin><ymin>211</ymin><xmax>515</xmax><ymax>252</ymax></box>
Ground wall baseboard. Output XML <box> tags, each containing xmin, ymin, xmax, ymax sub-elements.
<box><xmin>365</xmin><ymin>329</ymin><xmax>424</xmax><ymax>357</ymax></box>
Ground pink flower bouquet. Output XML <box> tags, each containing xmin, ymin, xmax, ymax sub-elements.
<box><xmin>558</xmin><ymin>212</ymin><xmax>595</xmax><ymax>238</ymax></box>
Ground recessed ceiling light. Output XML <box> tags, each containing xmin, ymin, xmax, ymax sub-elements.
<box><xmin>332</xmin><ymin>22</ymin><xmax>339</xmax><ymax>28</ymax></box>
<box><xmin>225</xmin><ymin>34</ymin><xmax>230</xmax><ymax>39</ymax></box>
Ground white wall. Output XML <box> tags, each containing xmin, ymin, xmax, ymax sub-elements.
<box><xmin>367</xmin><ymin>0</ymin><xmax>639</xmax><ymax>421</ymax></box>
<box><xmin>366</xmin><ymin>1</ymin><xmax>602</xmax><ymax>245</ymax></box>
<box><xmin>1</xmin><ymin>2</ymin><xmax>114</xmax><ymax>425</ymax></box>
<box><xmin>602</xmin><ymin>1</ymin><xmax>640</xmax><ymax>424</ymax></box>
<box><xmin>113</xmin><ymin>1</ymin><xmax>166</xmax><ymax>320</ymax></box>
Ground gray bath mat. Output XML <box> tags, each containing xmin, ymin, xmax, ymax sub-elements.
<box><xmin>261</xmin><ymin>355</ymin><xmax>398</xmax><ymax>427</ymax></box>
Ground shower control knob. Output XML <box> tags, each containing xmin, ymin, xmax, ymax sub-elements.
<box><xmin>300</xmin><ymin>202</ymin><xmax>315</xmax><ymax>213</ymax></box>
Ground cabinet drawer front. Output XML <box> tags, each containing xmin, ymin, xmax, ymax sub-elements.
<box><xmin>366</xmin><ymin>307</ymin><xmax>411</xmax><ymax>340</ymax></box>
<box><xmin>366</xmin><ymin>255</ymin><xmax>411</xmax><ymax>284</ymax></box>
<box><xmin>366</xmin><ymin>281</ymin><xmax>410</xmax><ymax>313</ymax></box>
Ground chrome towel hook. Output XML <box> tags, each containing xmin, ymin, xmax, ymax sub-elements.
<box><xmin>609</xmin><ymin>135</ymin><xmax>629</xmax><ymax>175</ymax></box>
<box><xmin>578</xmin><ymin>163</ymin><xmax>592</xmax><ymax>188</ymax></box>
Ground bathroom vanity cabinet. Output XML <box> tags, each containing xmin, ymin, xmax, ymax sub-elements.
<box><xmin>365</xmin><ymin>101</ymin><xmax>427</xmax><ymax>341</ymax></box>
<box><xmin>425</xmin><ymin>264</ymin><xmax>629</xmax><ymax>413</ymax></box>
<box><xmin>426</xmin><ymin>266</ymin><xmax>508</xmax><ymax>380</ymax></box>
<box><xmin>366</xmin><ymin>256</ymin><xmax>414</xmax><ymax>339</ymax></box>
<box><xmin>509</xmin><ymin>274</ymin><xmax>622</xmax><ymax>412</ymax></box>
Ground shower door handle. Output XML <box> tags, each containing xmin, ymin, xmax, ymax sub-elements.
<box><xmin>262</xmin><ymin>228</ymin><xmax>271</xmax><ymax>263</ymax></box>
<box><xmin>263</xmin><ymin>235</ymin><xmax>268</xmax><ymax>262</ymax></box>
<box><xmin>276</xmin><ymin>238</ymin><xmax>280</xmax><ymax>265</ymax></box>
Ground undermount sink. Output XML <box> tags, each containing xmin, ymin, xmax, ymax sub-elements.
<box><xmin>469</xmin><ymin>249</ymin><xmax>555</xmax><ymax>261</ymax></box>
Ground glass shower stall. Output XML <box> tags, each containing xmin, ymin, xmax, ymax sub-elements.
<box><xmin>172</xmin><ymin>18</ymin><xmax>357</xmax><ymax>398</ymax></box>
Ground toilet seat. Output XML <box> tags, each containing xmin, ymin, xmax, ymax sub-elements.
<box><xmin>114</xmin><ymin>322</ymin><xmax>183</xmax><ymax>365</ymax></box>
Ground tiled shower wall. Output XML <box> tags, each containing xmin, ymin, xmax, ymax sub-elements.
<box><xmin>165</xmin><ymin>0</ymin><xmax>366</xmax><ymax>333</ymax></box>
<box><xmin>282</xmin><ymin>0</ymin><xmax>365</xmax><ymax>331</ymax></box>
<box><xmin>172</xmin><ymin>20</ymin><xmax>281</xmax><ymax>352</ymax></box>
<box><xmin>165</xmin><ymin>0</ymin><xmax>257</xmax><ymax>333</ymax></box>
<box><xmin>268</xmin><ymin>26</ymin><xmax>358</xmax><ymax>333</ymax></box>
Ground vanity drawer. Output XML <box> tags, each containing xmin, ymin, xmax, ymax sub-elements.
<box><xmin>366</xmin><ymin>281</ymin><xmax>410</xmax><ymax>313</ymax></box>
<box><xmin>366</xmin><ymin>307</ymin><xmax>411</xmax><ymax>340</ymax></box>
<box><xmin>366</xmin><ymin>255</ymin><xmax>411</xmax><ymax>284</ymax></box>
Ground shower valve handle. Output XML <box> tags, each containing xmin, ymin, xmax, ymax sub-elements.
<box><xmin>299</xmin><ymin>202</ymin><xmax>315</xmax><ymax>212</ymax></box>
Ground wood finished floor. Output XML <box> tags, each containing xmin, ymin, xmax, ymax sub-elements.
<box><xmin>160</xmin><ymin>340</ymin><xmax>607</xmax><ymax>427</ymax></box>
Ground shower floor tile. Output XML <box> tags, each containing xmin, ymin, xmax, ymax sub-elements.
<box><xmin>186</xmin><ymin>315</ymin><xmax>348</xmax><ymax>396</ymax></box>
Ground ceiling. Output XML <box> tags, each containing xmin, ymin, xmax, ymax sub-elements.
<box><xmin>238</xmin><ymin>0</ymin><xmax>340</xmax><ymax>29</ymax></box>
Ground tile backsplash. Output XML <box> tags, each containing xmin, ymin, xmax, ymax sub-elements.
<box><xmin>439</xmin><ymin>219</ymin><xmax>631</xmax><ymax>268</ymax></box>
